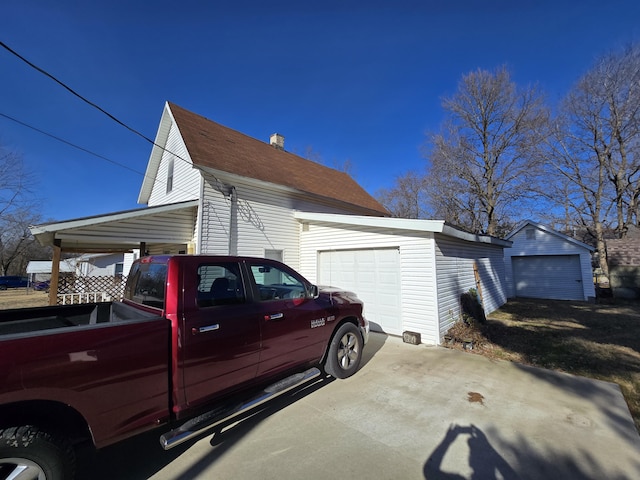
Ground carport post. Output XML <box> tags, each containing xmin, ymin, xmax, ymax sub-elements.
<box><xmin>48</xmin><ymin>239</ymin><xmax>61</xmax><ymax>306</ymax></box>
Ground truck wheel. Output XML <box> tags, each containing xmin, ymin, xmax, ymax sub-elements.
<box><xmin>324</xmin><ymin>323</ymin><xmax>363</xmax><ymax>379</ymax></box>
<box><xmin>0</xmin><ymin>426</ymin><xmax>74</xmax><ymax>480</ymax></box>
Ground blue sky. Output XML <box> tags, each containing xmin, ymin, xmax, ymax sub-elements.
<box><xmin>2</xmin><ymin>0</ymin><xmax>640</xmax><ymax>222</ymax></box>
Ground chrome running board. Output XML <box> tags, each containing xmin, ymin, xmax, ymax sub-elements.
<box><xmin>160</xmin><ymin>367</ymin><xmax>321</xmax><ymax>450</ymax></box>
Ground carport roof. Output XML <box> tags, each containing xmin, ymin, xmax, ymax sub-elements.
<box><xmin>294</xmin><ymin>212</ymin><xmax>512</xmax><ymax>246</ymax></box>
<box><xmin>30</xmin><ymin>200</ymin><xmax>198</xmax><ymax>252</ymax></box>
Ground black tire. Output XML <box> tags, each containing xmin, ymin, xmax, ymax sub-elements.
<box><xmin>0</xmin><ymin>426</ymin><xmax>75</xmax><ymax>480</ymax></box>
<box><xmin>324</xmin><ymin>323</ymin><xmax>363</xmax><ymax>379</ymax></box>
<box><xmin>0</xmin><ymin>285</ymin><xmax>6</xmax><ymax>291</ymax></box>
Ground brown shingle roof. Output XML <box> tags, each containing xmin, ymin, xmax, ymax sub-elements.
<box><xmin>168</xmin><ymin>102</ymin><xmax>388</xmax><ymax>216</ymax></box>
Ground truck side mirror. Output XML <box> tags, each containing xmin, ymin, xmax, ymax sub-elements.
<box><xmin>309</xmin><ymin>285</ymin><xmax>319</xmax><ymax>299</ymax></box>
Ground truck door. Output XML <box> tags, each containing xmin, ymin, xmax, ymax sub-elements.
<box><xmin>247</xmin><ymin>261</ymin><xmax>332</xmax><ymax>377</ymax></box>
<box><xmin>181</xmin><ymin>261</ymin><xmax>261</xmax><ymax>408</ymax></box>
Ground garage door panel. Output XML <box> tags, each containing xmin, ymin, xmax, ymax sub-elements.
<box><xmin>513</xmin><ymin>255</ymin><xmax>583</xmax><ymax>300</ymax></box>
<box><xmin>319</xmin><ymin>248</ymin><xmax>401</xmax><ymax>335</ymax></box>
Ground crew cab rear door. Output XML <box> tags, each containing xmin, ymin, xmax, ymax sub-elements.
<box><xmin>181</xmin><ymin>260</ymin><xmax>261</xmax><ymax>408</ymax></box>
<box><xmin>246</xmin><ymin>260</ymin><xmax>334</xmax><ymax>377</ymax></box>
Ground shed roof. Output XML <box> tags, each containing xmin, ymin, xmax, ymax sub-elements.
<box><xmin>139</xmin><ymin>102</ymin><xmax>388</xmax><ymax>216</ymax></box>
<box><xmin>26</xmin><ymin>260</ymin><xmax>76</xmax><ymax>274</ymax></box>
<box><xmin>294</xmin><ymin>212</ymin><xmax>512</xmax><ymax>247</ymax></box>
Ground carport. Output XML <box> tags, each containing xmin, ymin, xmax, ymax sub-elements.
<box><xmin>30</xmin><ymin>200</ymin><xmax>198</xmax><ymax>304</ymax></box>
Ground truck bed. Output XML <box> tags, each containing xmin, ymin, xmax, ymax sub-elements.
<box><xmin>0</xmin><ymin>302</ymin><xmax>160</xmax><ymax>338</ymax></box>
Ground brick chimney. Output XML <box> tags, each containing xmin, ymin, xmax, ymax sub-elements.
<box><xmin>270</xmin><ymin>133</ymin><xmax>285</xmax><ymax>150</ymax></box>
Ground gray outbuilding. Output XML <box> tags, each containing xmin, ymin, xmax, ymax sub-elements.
<box><xmin>504</xmin><ymin>220</ymin><xmax>595</xmax><ymax>301</ymax></box>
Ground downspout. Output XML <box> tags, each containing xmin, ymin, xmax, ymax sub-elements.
<box><xmin>196</xmin><ymin>176</ymin><xmax>204</xmax><ymax>254</ymax></box>
<box><xmin>229</xmin><ymin>186</ymin><xmax>237</xmax><ymax>256</ymax></box>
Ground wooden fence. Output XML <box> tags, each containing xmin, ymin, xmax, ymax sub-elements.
<box><xmin>57</xmin><ymin>275</ymin><xmax>127</xmax><ymax>305</ymax></box>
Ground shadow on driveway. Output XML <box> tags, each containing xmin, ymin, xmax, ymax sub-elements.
<box><xmin>76</xmin><ymin>333</ymin><xmax>388</xmax><ymax>479</ymax></box>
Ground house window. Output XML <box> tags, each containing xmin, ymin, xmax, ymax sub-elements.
<box><xmin>526</xmin><ymin>228</ymin><xmax>536</xmax><ymax>240</ymax></box>
<box><xmin>166</xmin><ymin>158</ymin><xmax>175</xmax><ymax>194</ymax></box>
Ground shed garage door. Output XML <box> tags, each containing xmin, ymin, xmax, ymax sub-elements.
<box><xmin>318</xmin><ymin>248</ymin><xmax>401</xmax><ymax>335</ymax></box>
<box><xmin>513</xmin><ymin>255</ymin><xmax>584</xmax><ymax>300</ymax></box>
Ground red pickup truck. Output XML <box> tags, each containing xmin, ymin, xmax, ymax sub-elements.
<box><xmin>0</xmin><ymin>255</ymin><xmax>368</xmax><ymax>479</ymax></box>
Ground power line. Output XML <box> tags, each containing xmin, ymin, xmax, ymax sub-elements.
<box><xmin>0</xmin><ymin>111</ymin><xmax>143</xmax><ymax>176</ymax></box>
<box><xmin>0</xmin><ymin>40</ymin><xmax>155</xmax><ymax>146</ymax></box>
<box><xmin>0</xmin><ymin>111</ymin><xmax>198</xmax><ymax>199</ymax></box>
<box><xmin>0</xmin><ymin>40</ymin><xmax>198</xmax><ymax>172</ymax></box>
<box><xmin>0</xmin><ymin>40</ymin><xmax>233</xmax><ymax>200</ymax></box>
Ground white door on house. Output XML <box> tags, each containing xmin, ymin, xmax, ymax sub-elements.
<box><xmin>318</xmin><ymin>248</ymin><xmax>402</xmax><ymax>335</ymax></box>
<box><xmin>512</xmin><ymin>255</ymin><xmax>584</xmax><ymax>300</ymax></box>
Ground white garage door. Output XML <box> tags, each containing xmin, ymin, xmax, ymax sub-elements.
<box><xmin>318</xmin><ymin>248</ymin><xmax>402</xmax><ymax>335</ymax></box>
<box><xmin>513</xmin><ymin>255</ymin><xmax>584</xmax><ymax>300</ymax></box>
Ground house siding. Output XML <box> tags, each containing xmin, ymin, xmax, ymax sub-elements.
<box><xmin>435</xmin><ymin>234</ymin><xmax>507</xmax><ymax>340</ymax></box>
<box><xmin>299</xmin><ymin>223</ymin><xmax>440</xmax><ymax>344</ymax></box>
<box><xmin>148</xmin><ymin>121</ymin><xmax>201</xmax><ymax>207</ymax></box>
<box><xmin>199</xmin><ymin>174</ymin><xmax>362</xmax><ymax>269</ymax></box>
<box><xmin>505</xmin><ymin>224</ymin><xmax>594</xmax><ymax>300</ymax></box>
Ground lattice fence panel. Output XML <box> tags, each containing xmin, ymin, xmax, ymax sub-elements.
<box><xmin>57</xmin><ymin>275</ymin><xmax>128</xmax><ymax>305</ymax></box>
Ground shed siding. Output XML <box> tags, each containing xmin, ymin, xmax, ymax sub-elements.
<box><xmin>435</xmin><ymin>234</ymin><xmax>507</xmax><ymax>340</ymax></box>
<box><xmin>148</xmin><ymin>122</ymin><xmax>201</xmax><ymax>207</ymax></box>
<box><xmin>505</xmin><ymin>224</ymin><xmax>595</xmax><ymax>300</ymax></box>
<box><xmin>299</xmin><ymin>223</ymin><xmax>440</xmax><ymax>344</ymax></box>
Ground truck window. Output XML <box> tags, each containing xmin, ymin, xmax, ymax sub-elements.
<box><xmin>197</xmin><ymin>263</ymin><xmax>245</xmax><ymax>307</ymax></box>
<box><xmin>125</xmin><ymin>262</ymin><xmax>168</xmax><ymax>309</ymax></box>
<box><xmin>249</xmin><ymin>264</ymin><xmax>307</xmax><ymax>301</ymax></box>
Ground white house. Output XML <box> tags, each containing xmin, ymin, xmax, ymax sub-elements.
<box><xmin>504</xmin><ymin>220</ymin><xmax>595</xmax><ymax>301</ymax></box>
<box><xmin>31</xmin><ymin>101</ymin><xmax>512</xmax><ymax>344</ymax></box>
<box><xmin>26</xmin><ymin>260</ymin><xmax>76</xmax><ymax>282</ymax></box>
<box><xmin>75</xmin><ymin>253</ymin><xmax>137</xmax><ymax>277</ymax></box>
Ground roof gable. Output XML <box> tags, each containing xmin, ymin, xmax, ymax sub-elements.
<box><xmin>506</xmin><ymin>220</ymin><xmax>594</xmax><ymax>251</ymax></box>
<box><xmin>163</xmin><ymin>102</ymin><xmax>388</xmax><ymax>216</ymax></box>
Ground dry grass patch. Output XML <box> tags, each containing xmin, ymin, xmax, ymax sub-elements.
<box><xmin>444</xmin><ymin>298</ymin><xmax>640</xmax><ymax>433</ymax></box>
<box><xmin>0</xmin><ymin>289</ymin><xmax>49</xmax><ymax>310</ymax></box>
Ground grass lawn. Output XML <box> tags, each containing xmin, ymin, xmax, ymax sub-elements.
<box><xmin>446</xmin><ymin>298</ymin><xmax>640</xmax><ymax>433</ymax></box>
<box><xmin>0</xmin><ymin>289</ymin><xmax>49</xmax><ymax>310</ymax></box>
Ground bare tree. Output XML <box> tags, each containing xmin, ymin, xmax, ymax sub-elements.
<box><xmin>375</xmin><ymin>170</ymin><xmax>430</xmax><ymax>219</ymax></box>
<box><xmin>0</xmin><ymin>146</ymin><xmax>43</xmax><ymax>275</ymax></box>
<box><xmin>546</xmin><ymin>44</ymin><xmax>640</xmax><ymax>276</ymax></box>
<box><xmin>424</xmin><ymin>66</ymin><xmax>549</xmax><ymax>235</ymax></box>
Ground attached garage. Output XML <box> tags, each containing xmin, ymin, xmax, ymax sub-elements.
<box><xmin>505</xmin><ymin>221</ymin><xmax>595</xmax><ymax>302</ymax></box>
<box><xmin>295</xmin><ymin>212</ymin><xmax>511</xmax><ymax>344</ymax></box>
<box><xmin>318</xmin><ymin>248</ymin><xmax>402</xmax><ymax>335</ymax></box>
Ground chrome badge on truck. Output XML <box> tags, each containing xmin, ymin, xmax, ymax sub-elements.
<box><xmin>310</xmin><ymin>318</ymin><xmax>325</xmax><ymax>328</ymax></box>
<box><xmin>310</xmin><ymin>315</ymin><xmax>335</xmax><ymax>328</ymax></box>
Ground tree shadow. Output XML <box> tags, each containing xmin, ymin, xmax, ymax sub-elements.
<box><xmin>486</xmin><ymin>299</ymin><xmax>640</xmax><ymax>438</ymax></box>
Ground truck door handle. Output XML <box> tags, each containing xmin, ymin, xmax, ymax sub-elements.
<box><xmin>192</xmin><ymin>324</ymin><xmax>220</xmax><ymax>335</ymax></box>
<box><xmin>265</xmin><ymin>313</ymin><xmax>284</xmax><ymax>321</ymax></box>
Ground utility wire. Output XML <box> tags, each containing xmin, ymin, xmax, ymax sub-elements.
<box><xmin>0</xmin><ymin>111</ymin><xmax>198</xmax><ymax>199</ymax></box>
<box><xmin>0</xmin><ymin>40</ymin><xmax>154</xmax><ymax>145</ymax></box>
<box><xmin>0</xmin><ymin>111</ymin><xmax>143</xmax><ymax>176</ymax></box>
<box><xmin>0</xmin><ymin>40</ymin><xmax>199</xmax><ymax>173</ymax></box>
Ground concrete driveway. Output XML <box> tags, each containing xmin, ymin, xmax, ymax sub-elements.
<box><xmin>79</xmin><ymin>333</ymin><xmax>640</xmax><ymax>479</ymax></box>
